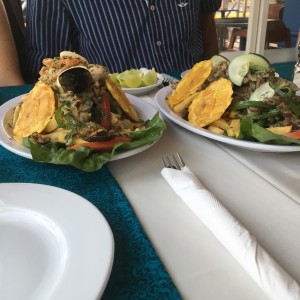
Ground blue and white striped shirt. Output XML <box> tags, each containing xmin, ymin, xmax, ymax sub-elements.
<box><xmin>26</xmin><ymin>0</ymin><xmax>221</xmax><ymax>80</ymax></box>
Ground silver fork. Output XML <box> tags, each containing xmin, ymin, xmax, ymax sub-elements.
<box><xmin>162</xmin><ymin>153</ymin><xmax>185</xmax><ymax>170</ymax></box>
<box><xmin>162</xmin><ymin>78</ymin><xmax>178</xmax><ymax>87</ymax></box>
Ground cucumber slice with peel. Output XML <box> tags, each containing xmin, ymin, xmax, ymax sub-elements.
<box><xmin>211</xmin><ymin>55</ymin><xmax>229</xmax><ymax>67</ymax></box>
<box><xmin>228</xmin><ymin>53</ymin><xmax>271</xmax><ymax>86</ymax></box>
<box><xmin>249</xmin><ymin>82</ymin><xmax>275</xmax><ymax>101</ymax></box>
<box><xmin>247</xmin><ymin>82</ymin><xmax>275</xmax><ymax>114</ymax></box>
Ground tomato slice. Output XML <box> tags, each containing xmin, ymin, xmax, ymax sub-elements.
<box><xmin>100</xmin><ymin>91</ymin><xmax>111</xmax><ymax>130</ymax></box>
<box><xmin>283</xmin><ymin>130</ymin><xmax>300</xmax><ymax>140</ymax></box>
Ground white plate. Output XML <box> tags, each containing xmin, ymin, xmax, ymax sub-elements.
<box><xmin>0</xmin><ymin>183</ymin><xmax>114</xmax><ymax>300</ymax></box>
<box><xmin>155</xmin><ymin>86</ymin><xmax>300</xmax><ymax>152</ymax></box>
<box><xmin>122</xmin><ymin>78</ymin><xmax>163</xmax><ymax>96</ymax></box>
<box><xmin>0</xmin><ymin>94</ymin><xmax>160</xmax><ymax>160</ymax></box>
<box><xmin>180</xmin><ymin>69</ymin><xmax>190</xmax><ymax>78</ymax></box>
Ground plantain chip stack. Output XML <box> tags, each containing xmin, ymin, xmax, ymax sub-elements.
<box><xmin>166</xmin><ymin>58</ymin><xmax>233</xmax><ymax>129</ymax></box>
<box><xmin>167</xmin><ymin>60</ymin><xmax>213</xmax><ymax>112</ymax></box>
<box><xmin>188</xmin><ymin>78</ymin><xmax>233</xmax><ymax>127</ymax></box>
<box><xmin>13</xmin><ymin>82</ymin><xmax>56</xmax><ymax>144</ymax></box>
<box><xmin>105</xmin><ymin>77</ymin><xmax>140</xmax><ymax>122</ymax></box>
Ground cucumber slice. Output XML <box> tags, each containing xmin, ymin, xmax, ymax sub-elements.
<box><xmin>228</xmin><ymin>53</ymin><xmax>271</xmax><ymax>86</ymax></box>
<box><xmin>211</xmin><ymin>55</ymin><xmax>229</xmax><ymax>67</ymax></box>
<box><xmin>249</xmin><ymin>82</ymin><xmax>275</xmax><ymax>101</ymax></box>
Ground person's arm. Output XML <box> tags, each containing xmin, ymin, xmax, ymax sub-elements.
<box><xmin>199</xmin><ymin>12</ymin><xmax>219</xmax><ymax>58</ymax></box>
<box><xmin>0</xmin><ymin>1</ymin><xmax>25</xmax><ymax>86</ymax></box>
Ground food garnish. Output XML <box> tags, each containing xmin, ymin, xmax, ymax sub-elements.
<box><xmin>13</xmin><ymin>83</ymin><xmax>56</xmax><ymax>144</ymax></box>
<box><xmin>166</xmin><ymin>53</ymin><xmax>300</xmax><ymax>145</ymax></box>
<box><xmin>167</xmin><ymin>60</ymin><xmax>212</xmax><ymax>109</ymax></box>
<box><xmin>105</xmin><ymin>77</ymin><xmax>140</xmax><ymax>122</ymax></box>
<box><xmin>10</xmin><ymin>52</ymin><xmax>166</xmax><ymax>171</ymax></box>
<box><xmin>109</xmin><ymin>68</ymin><xmax>158</xmax><ymax>88</ymax></box>
<box><xmin>228</xmin><ymin>53</ymin><xmax>270</xmax><ymax>86</ymax></box>
<box><xmin>188</xmin><ymin>78</ymin><xmax>233</xmax><ymax>127</ymax></box>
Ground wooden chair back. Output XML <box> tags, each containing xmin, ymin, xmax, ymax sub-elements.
<box><xmin>228</xmin><ymin>20</ymin><xmax>291</xmax><ymax>50</ymax></box>
<box><xmin>268</xmin><ymin>3</ymin><xmax>284</xmax><ymax>19</ymax></box>
<box><xmin>265</xmin><ymin>19</ymin><xmax>291</xmax><ymax>49</ymax></box>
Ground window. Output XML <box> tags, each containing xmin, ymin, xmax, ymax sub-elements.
<box><xmin>217</xmin><ymin>0</ymin><xmax>296</xmax><ymax>63</ymax></box>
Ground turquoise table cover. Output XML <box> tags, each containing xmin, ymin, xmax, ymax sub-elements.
<box><xmin>272</xmin><ymin>62</ymin><xmax>295</xmax><ymax>81</ymax></box>
<box><xmin>0</xmin><ymin>85</ymin><xmax>182</xmax><ymax>300</ymax></box>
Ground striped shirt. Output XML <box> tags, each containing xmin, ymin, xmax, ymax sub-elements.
<box><xmin>26</xmin><ymin>0</ymin><xmax>221</xmax><ymax>80</ymax></box>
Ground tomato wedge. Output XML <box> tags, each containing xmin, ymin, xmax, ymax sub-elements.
<box><xmin>283</xmin><ymin>130</ymin><xmax>300</xmax><ymax>140</ymax></box>
<box><xmin>67</xmin><ymin>137</ymin><xmax>132</xmax><ymax>152</ymax></box>
<box><xmin>100</xmin><ymin>91</ymin><xmax>111</xmax><ymax>130</ymax></box>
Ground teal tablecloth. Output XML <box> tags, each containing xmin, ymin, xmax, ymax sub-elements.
<box><xmin>272</xmin><ymin>62</ymin><xmax>295</xmax><ymax>81</ymax></box>
<box><xmin>0</xmin><ymin>85</ymin><xmax>182</xmax><ymax>300</ymax></box>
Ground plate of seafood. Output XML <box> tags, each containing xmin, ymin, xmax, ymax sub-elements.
<box><xmin>0</xmin><ymin>51</ymin><xmax>166</xmax><ymax>172</ymax></box>
<box><xmin>155</xmin><ymin>53</ymin><xmax>300</xmax><ymax>152</ymax></box>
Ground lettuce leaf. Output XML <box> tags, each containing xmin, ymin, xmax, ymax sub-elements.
<box><xmin>238</xmin><ymin>117</ymin><xmax>300</xmax><ymax>145</ymax></box>
<box><xmin>28</xmin><ymin>113</ymin><xmax>166</xmax><ymax>172</ymax></box>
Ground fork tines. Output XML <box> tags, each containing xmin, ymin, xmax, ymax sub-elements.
<box><xmin>162</xmin><ymin>79</ymin><xmax>171</xmax><ymax>87</ymax></box>
<box><xmin>162</xmin><ymin>153</ymin><xmax>185</xmax><ymax>170</ymax></box>
<box><xmin>162</xmin><ymin>78</ymin><xmax>178</xmax><ymax>87</ymax></box>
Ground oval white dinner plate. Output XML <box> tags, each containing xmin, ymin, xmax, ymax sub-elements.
<box><xmin>0</xmin><ymin>94</ymin><xmax>160</xmax><ymax>160</ymax></box>
<box><xmin>122</xmin><ymin>78</ymin><xmax>163</xmax><ymax>96</ymax></box>
<box><xmin>0</xmin><ymin>183</ymin><xmax>114</xmax><ymax>300</ymax></box>
<box><xmin>180</xmin><ymin>69</ymin><xmax>190</xmax><ymax>78</ymax></box>
<box><xmin>155</xmin><ymin>86</ymin><xmax>300</xmax><ymax>152</ymax></box>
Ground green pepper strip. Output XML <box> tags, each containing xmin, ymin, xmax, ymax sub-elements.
<box><xmin>55</xmin><ymin>103</ymin><xmax>84</xmax><ymax>129</ymax></box>
<box><xmin>270</xmin><ymin>81</ymin><xmax>300</xmax><ymax>116</ymax></box>
<box><xmin>55</xmin><ymin>103</ymin><xmax>69</xmax><ymax>129</ymax></box>
<box><xmin>274</xmin><ymin>88</ymin><xmax>300</xmax><ymax>117</ymax></box>
<box><xmin>270</xmin><ymin>81</ymin><xmax>288</xmax><ymax>91</ymax></box>
<box><xmin>230</xmin><ymin>100</ymin><xmax>274</xmax><ymax>110</ymax></box>
<box><xmin>65</xmin><ymin>114</ymin><xmax>84</xmax><ymax>128</ymax></box>
<box><xmin>64</xmin><ymin>130</ymin><xmax>76</xmax><ymax>146</ymax></box>
<box><xmin>240</xmin><ymin>109</ymin><xmax>280</xmax><ymax>121</ymax></box>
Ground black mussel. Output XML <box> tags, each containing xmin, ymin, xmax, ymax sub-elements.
<box><xmin>87</xmin><ymin>131</ymin><xmax>120</xmax><ymax>142</ymax></box>
<box><xmin>30</xmin><ymin>132</ymin><xmax>51</xmax><ymax>145</ymax></box>
<box><xmin>57</xmin><ymin>66</ymin><xmax>94</xmax><ymax>93</ymax></box>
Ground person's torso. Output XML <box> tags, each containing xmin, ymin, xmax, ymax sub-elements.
<box><xmin>62</xmin><ymin>0</ymin><xmax>212</xmax><ymax>72</ymax></box>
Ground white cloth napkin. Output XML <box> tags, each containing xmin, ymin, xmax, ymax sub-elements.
<box><xmin>161</xmin><ymin>165</ymin><xmax>300</xmax><ymax>300</ymax></box>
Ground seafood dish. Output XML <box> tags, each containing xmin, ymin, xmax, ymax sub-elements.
<box><xmin>7</xmin><ymin>51</ymin><xmax>165</xmax><ymax>171</ymax></box>
<box><xmin>165</xmin><ymin>53</ymin><xmax>300</xmax><ymax>145</ymax></box>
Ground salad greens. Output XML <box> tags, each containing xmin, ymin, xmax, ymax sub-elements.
<box><xmin>238</xmin><ymin>117</ymin><xmax>300</xmax><ymax>145</ymax></box>
<box><xmin>27</xmin><ymin>113</ymin><xmax>166</xmax><ymax>172</ymax></box>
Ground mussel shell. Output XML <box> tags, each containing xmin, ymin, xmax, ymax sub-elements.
<box><xmin>86</xmin><ymin>131</ymin><xmax>120</xmax><ymax>142</ymax></box>
<box><xmin>57</xmin><ymin>66</ymin><xmax>94</xmax><ymax>93</ymax></box>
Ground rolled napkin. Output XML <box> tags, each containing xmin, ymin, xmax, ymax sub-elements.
<box><xmin>161</xmin><ymin>165</ymin><xmax>300</xmax><ymax>300</ymax></box>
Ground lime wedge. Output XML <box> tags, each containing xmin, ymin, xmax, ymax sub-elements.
<box><xmin>109</xmin><ymin>68</ymin><xmax>158</xmax><ymax>88</ymax></box>
<box><xmin>142</xmin><ymin>68</ymin><xmax>157</xmax><ymax>86</ymax></box>
<box><xmin>118</xmin><ymin>70</ymin><xmax>143</xmax><ymax>88</ymax></box>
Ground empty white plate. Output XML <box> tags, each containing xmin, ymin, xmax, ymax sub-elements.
<box><xmin>0</xmin><ymin>183</ymin><xmax>114</xmax><ymax>300</ymax></box>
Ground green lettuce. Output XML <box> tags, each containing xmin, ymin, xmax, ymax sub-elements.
<box><xmin>28</xmin><ymin>113</ymin><xmax>166</xmax><ymax>172</ymax></box>
<box><xmin>238</xmin><ymin>117</ymin><xmax>300</xmax><ymax>145</ymax></box>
